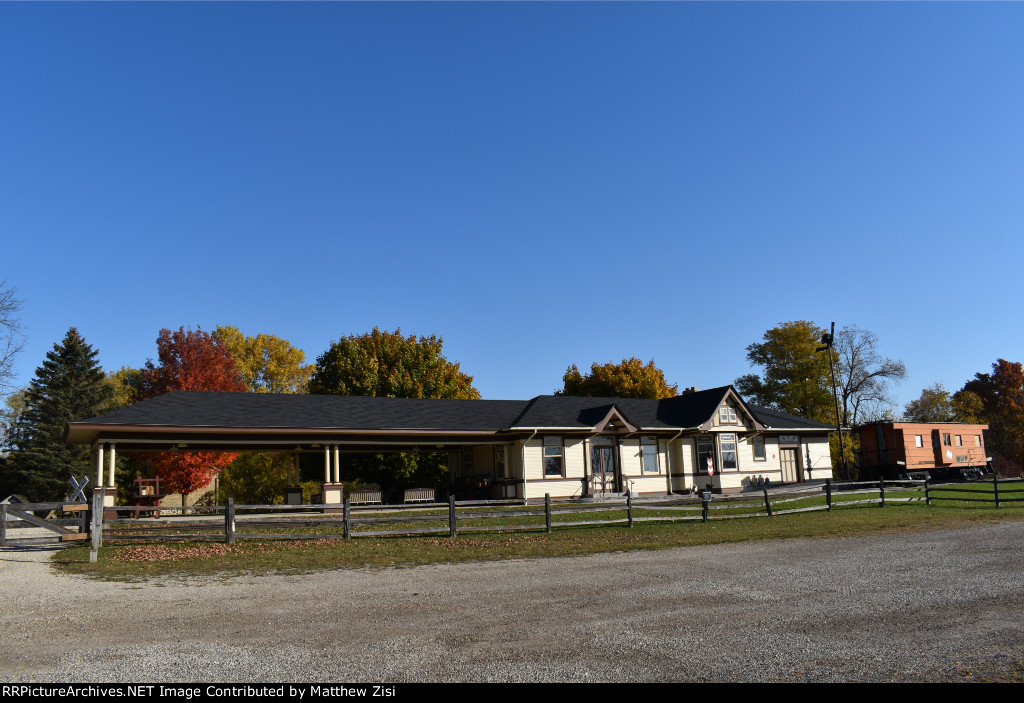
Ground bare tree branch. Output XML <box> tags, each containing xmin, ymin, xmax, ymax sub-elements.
<box><xmin>834</xmin><ymin>325</ymin><xmax>906</xmax><ymax>426</ymax></box>
<box><xmin>0</xmin><ymin>281</ymin><xmax>27</xmax><ymax>397</ymax></box>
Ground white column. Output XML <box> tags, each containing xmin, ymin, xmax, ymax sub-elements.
<box><xmin>324</xmin><ymin>446</ymin><xmax>330</xmax><ymax>483</ymax></box>
<box><xmin>96</xmin><ymin>444</ymin><xmax>105</xmax><ymax>487</ymax></box>
<box><xmin>333</xmin><ymin>445</ymin><xmax>340</xmax><ymax>483</ymax></box>
<box><xmin>108</xmin><ymin>443</ymin><xmax>117</xmax><ymax>488</ymax></box>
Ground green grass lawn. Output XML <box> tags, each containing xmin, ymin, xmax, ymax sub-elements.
<box><xmin>52</xmin><ymin>490</ymin><xmax>1024</xmax><ymax>581</ymax></box>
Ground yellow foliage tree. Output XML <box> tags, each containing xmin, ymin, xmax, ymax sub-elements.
<box><xmin>559</xmin><ymin>357</ymin><xmax>678</xmax><ymax>399</ymax></box>
<box><xmin>214</xmin><ymin>326</ymin><xmax>312</xmax><ymax>394</ymax></box>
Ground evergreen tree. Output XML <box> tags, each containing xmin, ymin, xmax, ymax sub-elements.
<box><xmin>5</xmin><ymin>328</ymin><xmax>112</xmax><ymax>500</ymax></box>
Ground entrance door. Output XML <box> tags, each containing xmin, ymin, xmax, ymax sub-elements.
<box><xmin>591</xmin><ymin>445</ymin><xmax>617</xmax><ymax>495</ymax></box>
<box><xmin>780</xmin><ymin>448</ymin><xmax>802</xmax><ymax>483</ymax></box>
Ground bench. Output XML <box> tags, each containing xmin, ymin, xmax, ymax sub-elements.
<box><xmin>349</xmin><ymin>489</ymin><xmax>383</xmax><ymax>505</ymax></box>
<box><xmin>403</xmin><ymin>488</ymin><xmax>435</xmax><ymax>504</ymax></box>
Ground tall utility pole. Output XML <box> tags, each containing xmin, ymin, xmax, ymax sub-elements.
<box><xmin>817</xmin><ymin>321</ymin><xmax>849</xmax><ymax>480</ymax></box>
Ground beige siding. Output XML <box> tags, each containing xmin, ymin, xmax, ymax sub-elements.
<box><xmin>564</xmin><ymin>438</ymin><xmax>586</xmax><ymax>478</ymax></box>
<box><xmin>525</xmin><ymin>479</ymin><xmax>584</xmax><ymax>500</ymax></box>
<box><xmin>618</xmin><ymin>438</ymin><xmax>642</xmax><ymax>476</ymax></box>
<box><xmin>630</xmin><ymin>476</ymin><xmax>667</xmax><ymax>495</ymax></box>
<box><xmin>523</xmin><ymin>439</ymin><xmax>544</xmax><ymax>481</ymax></box>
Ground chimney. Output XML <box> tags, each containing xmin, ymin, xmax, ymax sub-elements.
<box><xmin>682</xmin><ymin>387</ymin><xmax>700</xmax><ymax>395</ymax></box>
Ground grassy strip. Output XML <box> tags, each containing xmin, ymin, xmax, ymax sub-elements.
<box><xmin>51</xmin><ymin>500</ymin><xmax>1023</xmax><ymax>581</ymax></box>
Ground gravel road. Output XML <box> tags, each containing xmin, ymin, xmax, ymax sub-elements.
<box><xmin>1</xmin><ymin>521</ymin><xmax>1022</xmax><ymax>683</ymax></box>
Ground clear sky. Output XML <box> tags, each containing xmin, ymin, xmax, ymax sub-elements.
<box><xmin>2</xmin><ymin>2</ymin><xmax>1022</xmax><ymax>409</ymax></box>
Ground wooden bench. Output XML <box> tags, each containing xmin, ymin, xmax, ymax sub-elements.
<box><xmin>403</xmin><ymin>488</ymin><xmax>435</xmax><ymax>504</ymax></box>
<box><xmin>349</xmin><ymin>489</ymin><xmax>383</xmax><ymax>505</ymax></box>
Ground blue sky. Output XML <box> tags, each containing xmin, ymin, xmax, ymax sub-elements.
<box><xmin>2</xmin><ymin>2</ymin><xmax>1022</xmax><ymax>409</ymax></box>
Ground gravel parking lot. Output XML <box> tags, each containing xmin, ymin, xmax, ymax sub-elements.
<box><xmin>1</xmin><ymin>521</ymin><xmax>1022</xmax><ymax>683</ymax></box>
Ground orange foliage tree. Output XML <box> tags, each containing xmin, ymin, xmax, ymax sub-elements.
<box><xmin>138</xmin><ymin>327</ymin><xmax>247</xmax><ymax>495</ymax></box>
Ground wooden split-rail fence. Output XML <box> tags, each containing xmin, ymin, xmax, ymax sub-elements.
<box><xmin>3</xmin><ymin>478</ymin><xmax>1021</xmax><ymax>562</ymax></box>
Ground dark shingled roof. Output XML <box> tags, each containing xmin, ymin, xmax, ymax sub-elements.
<box><xmin>67</xmin><ymin>387</ymin><xmax>833</xmax><ymax>442</ymax></box>
<box><xmin>78</xmin><ymin>391</ymin><xmax>530</xmax><ymax>431</ymax></box>
<box><xmin>748</xmin><ymin>405</ymin><xmax>834</xmax><ymax>430</ymax></box>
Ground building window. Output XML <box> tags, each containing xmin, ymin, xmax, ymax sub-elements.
<box><xmin>943</xmin><ymin>434</ymin><xmax>952</xmax><ymax>447</ymax></box>
<box><xmin>462</xmin><ymin>447</ymin><xmax>474</xmax><ymax>472</ymax></box>
<box><xmin>915</xmin><ymin>435</ymin><xmax>923</xmax><ymax>448</ymax></box>
<box><xmin>543</xmin><ymin>436</ymin><xmax>564</xmax><ymax>477</ymax></box>
<box><xmin>641</xmin><ymin>436</ymin><xmax>659</xmax><ymax>474</ymax></box>
<box><xmin>697</xmin><ymin>436</ymin><xmax>715</xmax><ymax>474</ymax></box>
<box><xmin>720</xmin><ymin>433</ymin><xmax>737</xmax><ymax>471</ymax></box>
<box><xmin>975</xmin><ymin>435</ymin><xmax>982</xmax><ymax>447</ymax></box>
<box><xmin>752</xmin><ymin>435</ymin><xmax>766</xmax><ymax>461</ymax></box>
<box><xmin>719</xmin><ymin>406</ymin><xmax>738</xmax><ymax>424</ymax></box>
<box><xmin>955</xmin><ymin>435</ymin><xmax>962</xmax><ymax>447</ymax></box>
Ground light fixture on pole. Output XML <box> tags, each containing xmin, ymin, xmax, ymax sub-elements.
<box><xmin>816</xmin><ymin>321</ymin><xmax>848</xmax><ymax>480</ymax></box>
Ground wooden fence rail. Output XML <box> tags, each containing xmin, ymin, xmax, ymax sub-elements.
<box><xmin>7</xmin><ymin>478</ymin><xmax>1022</xmax><ymax>562</ymax></box>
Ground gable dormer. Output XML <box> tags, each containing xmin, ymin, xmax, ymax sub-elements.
<box><xmin>699</xmin><ymin>387</ymin><xmax>765</xmax><ymax>432</ymax></box>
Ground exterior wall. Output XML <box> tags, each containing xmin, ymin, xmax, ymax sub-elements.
<box><xmin>618</xmin><ymin>437</ymin><xmax>670</xmax><ymax>496</ymax></box>
<box><xmin>523</xmin><ymin>437</ymin><xmax>587</xmax><ymax>500</ymax></box>
<box><xmin>523</xmin><ymin>435</ymin><xmax>675</xmax><ymax>500</ymax></box>
<box><xmin>687</xmin><ymin>430</ymin><xmax>832</xmax><ymax>493</ymax></box>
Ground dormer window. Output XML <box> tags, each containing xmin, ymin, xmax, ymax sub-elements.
<box><xmin>719</xmin><ymin>406</ymin><xmax>738</xmax><ymax>424</ymax></box>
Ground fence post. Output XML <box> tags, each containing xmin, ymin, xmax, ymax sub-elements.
<box><xmin>627</xmin><ymin>492</ymin><xmax>633</xmax><ymax>528</ymax></box>
<box><xmin>225</xmin><ymin>498</ymin><xmax>235</xmax><ymax>545</ymax></box>
<box><xmin>0</xmin><ymin>503</ymin><xmax>6</xmax><ymax>548</ymax></box>
<box><xmin>879</xmin><ymin>478</ymin><xmax>885</xmax><ymax>508</ymax></box>
<box><xmin>90</xmin><ymin>490</ymin><xmax>103</xmax><ymax>562</ymax></box>
<box><xmin>701</xmin><ymin>495</ymin><xmax>709</xmax><ymax>523</ymax></box>
<box><xmin>449</xmin><ymin>495</ymin><xmax>457</xmax><ymax>538</ymax></box>
<box><xmin>545</xmin><ymin>493</ymin><xmax>552</xmax><ymax>533</ymax></box>
<box><xmin>993</xmin><ymin>473</ymin><xmax>1000</xmax><ymax>509</ymax></box>
<box><xmin>826</xmin><ymin>479</ymin><xmax>832</xmax><ymax>512</ymax></box>
<box><xmin>343</xmin><ymin>497</ymin><xmax>351</xmax><ymax>540</ymax></box>
<box><xmin>763</xmin><ymin>487</ymin><xmax>773</xmax><ymax>517</ymax></box>
<box><xmin>924</xmin><ymin>478</ymin><xmax>930</xmax><ymax>506</ymax></box>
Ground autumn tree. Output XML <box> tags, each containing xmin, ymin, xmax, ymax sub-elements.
<box><xmin>735</xmin><ymin>321</ymin><xmax>833</xmax><ymax>423</ymax></box>
<box><xmin>140</xmin><ymin>327</ymin><xmax>246</xmax><ymax>397</ymax></box>
<box><xmin>309</xmin><ymin>328</ymin><xmax>479</xmax><ymax>399</ymax></box>
<box><xmin>3</xmin><ymin>329</ymin><xmax>112</xmax><ymax>500</ymax></box>
<box><xmin>138</xmin><ymin>327</ymin><xmax>247</xmax><ymax>495</ymax></box>
<box><xmin>309</xmin><ymin>328</ymin><xmax>479</xmax><ymax>493</ymax></box>
<box><xmin>559</xmin><ymin>358</ymin><xmax>678</xmax><ymax>398</ymax></box>
<box><xmin>213</xmin><ymin>325</ymin><xmax>312</xmax><ymax>393</ymax></box>
<box><xmin>903</xmin><ymin>383</ymin><xmax>958</xmax><ymax>423</ymax></box>
<box><xmin>105</xmin><ymin>366</ymin><xmax>145</xmax><ymax>410</ymax></box>
<box><xmin>962</xmin><ymin>359</ymin><xmax>1024</xmax><ymax>466</ymax></box>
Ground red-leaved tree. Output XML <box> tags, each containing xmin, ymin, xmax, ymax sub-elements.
<box><xmin>138</xmin><ymin>327</ymin><xmax>247</xmax><ymax>495</ymax></box>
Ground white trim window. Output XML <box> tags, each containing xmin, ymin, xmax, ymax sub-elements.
<box><xmin>543</xmin><ymin>436</ymin><xmax>564</xmax><ymax>477</ymax></box>
<box><xmin>719</xmin><ymin>406</ymin><xmax>738</xmax><ymax>424</ymax></box>
<box><xmin>641</xmin><ymin>436</ymin><xmax>659</xmax><ymax>474</ymax></box>
<box><xmin>752</xmin><ymin>435</ymin><xmax>766</xmax><ymax>461</ymax></box>
<box><xmin>720</xmin><ymin>433</ymin><xmax>738</xmax><ymax>471</ymax></box>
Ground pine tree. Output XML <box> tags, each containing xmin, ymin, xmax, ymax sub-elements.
<box><xmin>5</xmin><ymin>328</ymin><xmax>112</xmax><ymax>500</ymax></box>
